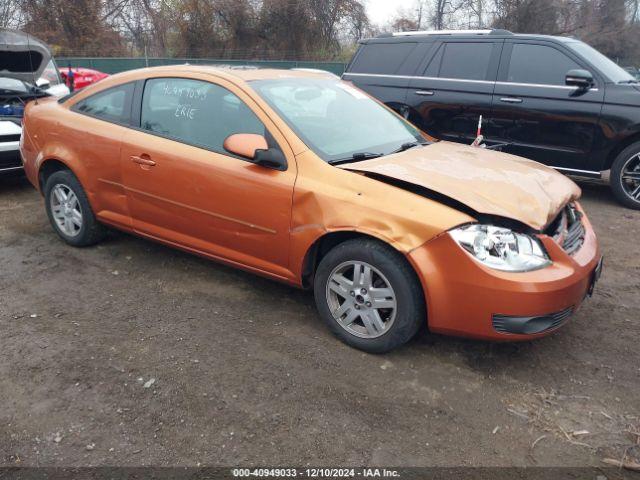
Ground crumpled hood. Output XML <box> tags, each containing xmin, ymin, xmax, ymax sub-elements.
<box><xmin>0</xmin><ymin>29</ymin><xmax>51</xmax><ymax>83</ymax></box>
<box><xmin>340</xmin><ymin>141</ymin><xmax>581</xmax><ymax>231</ymax></box>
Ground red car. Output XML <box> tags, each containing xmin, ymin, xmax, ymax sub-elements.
<box><xmin>59</xmin><ymin>67</ymin><xmax>108</xmax><ymax>90</ymax></box>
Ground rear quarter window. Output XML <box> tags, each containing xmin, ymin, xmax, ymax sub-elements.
<box><xmin>349</xmin><ymin>43</ymin><xmax>417</xmax><ymax>75</ymax></box>
<box><xmin>71</xmin><ymin>82</ymin><xmax>134</xmax><ymax>124</ymax></box>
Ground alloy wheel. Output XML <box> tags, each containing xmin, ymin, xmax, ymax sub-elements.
<box><xmin>621</xmin><ymin>153</ymin><xmax>640</xmax><ymax>202</ymax></box>
<box><xmin>50</xmin><ymin>183</ymin><xmax>83</xmax><ymax>237</ymax></box>
<box><xmin>325</xmin><ymin>261</ymin><xmax>397</xmax><ymax>339</ymax></box>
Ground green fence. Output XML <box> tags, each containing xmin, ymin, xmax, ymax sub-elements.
<box><xmin>56</xmin><ymin>57</ymin><xmax>348</xmax><ymax>76</ymax></box>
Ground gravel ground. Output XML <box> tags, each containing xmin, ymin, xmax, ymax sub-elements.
<box><xmin>0</xmin><ymin>174</ymin><xmax>638</xmax><ymax>469</ymax></box>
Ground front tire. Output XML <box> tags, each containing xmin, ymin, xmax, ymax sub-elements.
<box><xmin>44</xmin><ymin>169</ymin><xmax>106</xmax><ymax>246</ymax></box>
<box><xmin>314</xmin><ymin>238</ymin><xmax>425</xmax><ymax>353</ymax></box>
<box><xmin>611</xmin><ymin>142</ymin><xmax>640</xmax><ymax>209</ymax></box>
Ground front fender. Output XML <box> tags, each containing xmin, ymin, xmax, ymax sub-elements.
<box><xmin>288</xmin><ymin>151</ymin><xmax>476</xmax><ymax>284</ymax></box>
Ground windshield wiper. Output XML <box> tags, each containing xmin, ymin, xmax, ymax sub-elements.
<box><xmin>390</xmin><ymin>141</ymin><xmax>428</xmax><ymax>154</ymax></box>
<box><xmin>619</xmin><ymin>79</ymin><xmax>639</xmax><ymax>84</ymax></box>
<box><xmin>329</xmin><ymin>152</ymin><xmax>383</xmax><ymax>165</ymax></box>
<box><xmin>329</xmin><ymin>141</ymin><xmax>429</xmax><ymax>166</ymax></box>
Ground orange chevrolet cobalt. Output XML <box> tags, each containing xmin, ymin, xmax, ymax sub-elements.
<box><xmin>20</xmin><ymin>66</ymin><xmax>603</xmax><ymax>352</ymax></box>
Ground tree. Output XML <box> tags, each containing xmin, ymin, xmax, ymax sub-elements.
<box><xmin>492</xmin><ymin>0</ymin><xmax>560</xmax><ymax>34</ymax></box>
<box><xmin>19</xmin><ymin>0</ymin><xmax>126</xmax><ymax>55</ymax></box>
<box><xmin>1</xmin><ymin>0</ymin><xmax>23</xmax><ymax>28</ymax></box>
<box><xmin>8</xmin><ymin>0</ymin><xmax>640</xmax><ymax>65</ymax></box>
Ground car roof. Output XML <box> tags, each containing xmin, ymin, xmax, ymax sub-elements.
<box><xmin>366</xmin><ymin>30</ymin><xmax>577</xmax><ymax>44</ymax></box>
<box><xmin>62</xmin><ymin>65</ymin><xmax>342</xmax><ymax>111</ymax></box>
<box><xmin>73</xmin><ymin>65</ymin><xmax>338</xmax><ymax>98</ymax></box>
<box><xmin>511</xmin><ymin>33</ymin><xmax>577</xmax><ymax>43</ymax></box>
<box><xmin>103</xmin><ymin>65</ymin><xmax>335</xmax><ymax>84</ymax></box>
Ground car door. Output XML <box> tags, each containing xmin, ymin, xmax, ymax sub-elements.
<box><xmin>67</xmin><ymin>82</ymin><xmax>136</xmax><ymax>228</ymax></box>
<box><xmin>490</xmin><ymin>41</ymin><xmax>605</xmax><ymax>172</ymax></box>
<box><xmin>120</xmin><ymin>75</ymin><xmax>297</xmax><ymax>280</ymax></box>
<box><xmin>406</xmin><ymin>39</ymin><xmax>502</xmax><ymax>143</ymax></box>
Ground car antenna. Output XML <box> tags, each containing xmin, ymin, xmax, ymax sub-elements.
<box><xmin>471</xmin><ymin>115</ymin><xmax>484</xmax><ymax>147</ymax></box>
<box><xmin>25</xmin><ymin>31</ymin><xmax>39</xmax><ymax>105</ymax></box>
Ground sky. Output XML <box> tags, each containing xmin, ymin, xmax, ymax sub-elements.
<box><xmin>365</xmin><ymin>0</ymin><xmax>417</xmax><ymax>27</ymax></box>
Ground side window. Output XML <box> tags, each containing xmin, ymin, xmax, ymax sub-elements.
<box><xmin>73</xmin><ymin>82</ymin><xmax>134</xmax><ymax>124</ymax></box>
<box><xmin>507</xmin><ymin>44</ymin><xmax>581</xmax><ymax>85</ymax></box>
<box><xmin>438</xmin><ymin>42</ymin><xmax>494</xmax><ymax>80</ymax></box>
<box><xmin>140</xmin><ymin>78</ymin><xmax>265</xmax><ymax>154</ymax></box>
<box><xmin>423</xmin><ymin>45</ymin><xmax>444</xmax><ymax>77</ymax></box>
<box><xmin>349</xmin><ymin>43</ymin><xmax>417</xmax><ymax>75</ymax></box>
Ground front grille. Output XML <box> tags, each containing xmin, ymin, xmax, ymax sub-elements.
<box><xmin>563</xmin><ymin>209</ymin><xmax>585</xmax><ymax>254</ymax></box>
<box><xmin>544</xmin><ymin>203</ymin><xmax>585</xmax><ymax>255</ymax></box>
<box><xmin>492</xmin><ymin>306</ymin><xmax>574</xmax><ymax>335</ymax></box>
<box><xmin>0</xmin><ymin>149</ymin><xmax>22</xmax><ymax>169</ymax></box>
<box><xmin>0</xmin><ymin>134</ymin><xmax>21</xmax><ymax>143</ymax></box>
<box><xmin>546</xmin><ymin>306</ymin><xmax>574</xmax><ymax>330</ymax></box>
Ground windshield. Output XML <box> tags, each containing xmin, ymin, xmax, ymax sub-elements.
<box><xmin>252</xmin><ymin>78</ymin><xmax>424</xmax><ymax>163</ymax></box>
<box><xmin>568</xmin><ymin>41</ymin><xmax>636</xmax><ymax>83</ymax></box>
<box><xmin>0</xmin><ymin>77</ymin><xmax>28</xmax><ymax>93</ymax></box>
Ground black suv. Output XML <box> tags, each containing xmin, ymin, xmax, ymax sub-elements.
<box><xmin>343</xmin><ymin>29</ymin><xmax>640</xmax><ymax>209</ymax></box>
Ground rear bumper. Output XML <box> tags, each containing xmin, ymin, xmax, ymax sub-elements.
<box><xmin>407</xmin><ymin>205</ymin><xmax>601</xmax><ymax>341</ymax></box>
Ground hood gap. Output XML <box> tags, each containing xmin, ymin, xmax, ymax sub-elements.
<box><xmin>359</xmin><ymin>171</ymin><xmax>538</xmax><ymax>234</ymax></box>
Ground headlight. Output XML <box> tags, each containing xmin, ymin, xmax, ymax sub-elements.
<box><xmin>449</xmin><ymin>224</ymin><xmax>551</xmax><ymax>272</ymax></box>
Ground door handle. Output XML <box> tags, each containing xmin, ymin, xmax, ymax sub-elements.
<box><xmin>131</xmin><ymin>155</ymin><xmax>156</xmax><ymax>167</ymax></box>
<box><xmin>500</xmin><ymin>97</ymin><xmax>523</xmax><ymax>104</ymax></box>
<box><xmin>415</xmin><ymin>90</ymin><xmax>434</xmax><ymax>96</ymax></box>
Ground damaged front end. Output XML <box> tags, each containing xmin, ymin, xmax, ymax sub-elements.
<box><xmin>542</xmin><ymin>202</ymin><xmax>587</xmax><ymax>255</ymax></box>
<box><xmin>348</xmin><ymin>167</ymin><xmax>590</xmax><ymax>275</ymax></box>
<box><xmin>332</xmin><ymin>140</ymin><xmax>597</xmax><ymax>287</ymax></box>
<box><xmin>339</xmin><ymin>140</ymin><xmax>582</xmax><ymax>232</ymax></box>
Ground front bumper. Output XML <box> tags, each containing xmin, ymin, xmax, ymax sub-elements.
<box><xmin>1</xmin><ymin>119</ymin><xmax>23</xmax><ymax>173</ymax></box>
<box><xmin>0</xmin><ymin>143</ymin><xmax>22</xmax><ymax>172</ymax></box>
<box><xmin>407</xmin><ymin>205</ymin><xmax>601</xmax><ymax>341</ymax></box>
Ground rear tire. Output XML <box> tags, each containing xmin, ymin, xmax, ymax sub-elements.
<box><xmin>313</xmin><ymin>238</ymin><xmax>425</xmax><ymax>353</ymax></box>
<box><xmin>44</xmin><ymin>169</ymin><xmax>106</xmax><ymax>246</ymax></box>
<box><xmin>611</xmin><ymin>142</ymin><xmax>640</xmax><ymax>210</ymax></box>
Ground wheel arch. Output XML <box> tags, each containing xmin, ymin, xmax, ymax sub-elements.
<box><xmin>300</xmin><ymin>230</ymin><xmax>417</xmax><ymax>290</ymax></box>
<box><xmin>38</xmin><ymin>158</ymin><xmax>75</xmax><ymax>193</ymax></box>
<box><xmin>605</xmin><ymin>131</ymin><xmax>640</xmax><ymax>172</ymax></box>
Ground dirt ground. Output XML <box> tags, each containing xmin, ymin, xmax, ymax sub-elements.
<box><xmin>0</xmin><ymin>174</ymin><xmax>638</xmax><ymax>469</ymax></box>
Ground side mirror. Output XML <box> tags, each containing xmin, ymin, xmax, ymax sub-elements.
<box><xmin>223</xmin><ymin>133</ymin><xmax>287</xmax><ymax>171</ymax></box>
<box><xmin>253</xmin><ymin>148</ymin><xmax>287</xmax><ymax>171</ymax></box>
<box><xmin>565</xmin><ymin>69</ymin><xmax>594</xmax><ymax>89</ymax></box>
